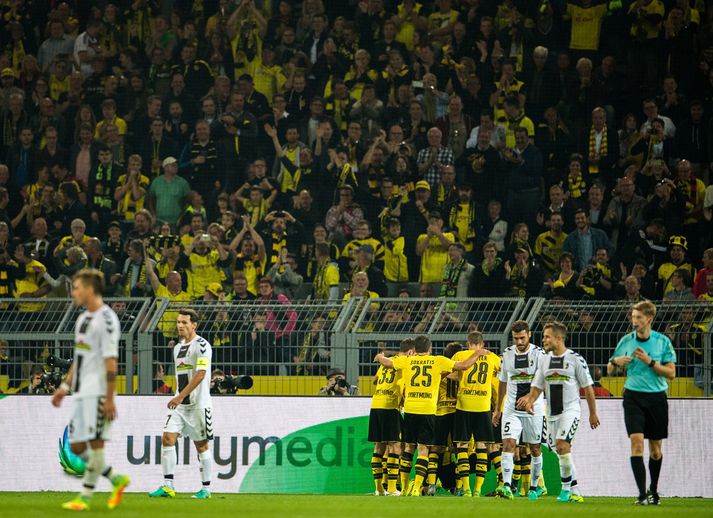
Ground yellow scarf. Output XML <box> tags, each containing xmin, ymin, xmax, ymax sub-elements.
<box><xmin>588</xmin><ymin>126</ymin><xmax>608</xmax><ymax>174</ymax></box>
<box><xmin>568</xmin><ymin>172</ymin><xmax>586</xmax><ymax>199</ymax></box>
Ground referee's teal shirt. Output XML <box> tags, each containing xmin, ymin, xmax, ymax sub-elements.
<box><xmin>610</xmin><ymin>331</ymin><xmax>677</xmax><ymax>393</ymax></box>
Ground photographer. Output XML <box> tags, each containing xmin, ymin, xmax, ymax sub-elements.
<box><xmin>576</xmin><ymin>246</ymin><xmax>615</xmax><ymax>299</ymax></box>
<box><xmin>210</xmin><ymin>368</ymin><xmax>253</xmax><ymax>395</ymax></box>
<box><xmin>22</xmin><ymin>364</ymin><xmax>57</xmax><ymax>394</ymax></box>
<box><xmin>318</xmin><ymin>368</ymin><xmax>359</xmax><ymax>396</ymax></box>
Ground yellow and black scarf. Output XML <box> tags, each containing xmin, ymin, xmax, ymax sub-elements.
<box><xmin>123</xmin><ymin>260</ymin><xmax>147</xmax><ymax>296</ymax></box>
<box><xmin>567</xmin><ymin>172</ymin><xmax>586</xmax><ymax>199</ymax></box>
<box><xmin>588</xmin><ymin>126</ymin><xmax>608</xmax><ymax>175</ymax></box>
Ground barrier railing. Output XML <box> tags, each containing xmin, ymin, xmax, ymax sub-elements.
<box><xmin>0</xmin><ymin>297</ymin><xmax>710</xmax><ymax>397</ymax></box>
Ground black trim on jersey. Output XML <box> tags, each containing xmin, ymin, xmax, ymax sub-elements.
<box><xmin>549</xmin><ymin>356</ymin><xmax>565</xmax><ymax>369</ymax></box>
<box><xmin>514</xmin><ymin>354</ymin><xmax>529</xmax><ymax>369</ymax></box>
<box><xmin>516</xmin><ymin>382</ymin><xmax>531</xmax><ymax>400</ymax></box>
<box><xmin>205</xmin><ymin>408</ymin><xmax>214</xmax><ymax>440</ymax></box>
<box><xmin>177</xmin><ymin>373</ymin><xmax>189</xmax><ymax>403</ymax></box>
<box><xmin>177</xmin><ymin>345</ymin><xmax>190</xmax><ymax>359</ymax></box>
<box><xmin>550</xmin><ymin>385</ymin><xmax>564</xmax><ymax>416</ymax></box>
<box><xmin>95</xmin><ymin>396</ymin><xmax>106</xmax><ymax>440</ymax></box>
<box><xmin>78</xmin><ymin>316</ymin><xmax>93</xmax><ymax>334</ymax></box>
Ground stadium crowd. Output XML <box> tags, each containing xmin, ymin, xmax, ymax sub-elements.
<box><xmin>1</xmin><ymin>0</ymin><xmax>713</xmax><ymax>388</ymax></box>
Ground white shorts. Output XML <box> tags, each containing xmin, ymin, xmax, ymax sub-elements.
<box><xmin>502</xmin><ymin>412</ymin><xmax>544</xmax><ymax>444</ymax></box>
<box><xmin>69</xmin><ymin>396</ymin><xmax>112</xmax><ymax>444</ymax></box>
<box><xmin>164</xmin><ymin>405</ymin><xmax>213</xmax><ymax>442</ymax></box>
<box><xmin>546</xmin><ymin>411</ymin><xmax>580</xmax><ymax>449</ymax></box>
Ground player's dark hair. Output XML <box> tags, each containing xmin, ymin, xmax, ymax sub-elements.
<box><xmin>413</xmin><ymin>335</ymin><xmax>431</xmax><ymax>353</ymax></box>
<box><xmin>467</xmin><ymin>331</ymin><xmax>484</xmax><ymax>345</ymax></box>
<box><xmin>400</xmin><ymin>338</ymin><xmax>415</xmax><ymax>353</ymax></box>
<box><xmin>543</xmin><ymin>321</ymin><xmax>567</xmax><ymax>339</ymax></box>
<box><xmin>511</xmin><ymin>320</ymin><xmax>530</xmax><ymax>334</ymax></box>
<box><xmin>443</xmin><ymin>342</ymin><xmax>463</xmax><ymax>358</ymax></box>
<box><xmin>74</xmin><ymin>268</ymin><xmax>105</xmax><ymax>295</ymax></box>
<box><xmin>178</xmin><ymin>308</ymin><xmax>200</xmax><ymax>324</ymax></box>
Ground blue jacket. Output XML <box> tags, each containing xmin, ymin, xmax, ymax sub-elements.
<box><xmin>563</xmin><ymin>227</ymin><xmax>611</xmax><ymax>270</ymax></box>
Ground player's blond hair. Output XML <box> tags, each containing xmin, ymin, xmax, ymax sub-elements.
<box><xmin>632</xmin><ymin>300</ymin><xmax>657</xmax><ymax>320</ymax></box>
<box><xmin>73</xmin><ymin>268</ymin><xmax>105</xmax><ymax>294</ymax></box>
<box><xmin>543</xmin><ymin>321</ymin><xmax>567</xmax><ymax>339</ymax></box>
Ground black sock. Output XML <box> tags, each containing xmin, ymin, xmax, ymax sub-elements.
<box><xmin>630</xmin><ymin>456</ymin><xmax>647</xmax><ymax>499</ymax></box>
<box><xmin>649</xmin><ymin>456</ymin><xmax>662</xmax><ymax>494</ymax></box>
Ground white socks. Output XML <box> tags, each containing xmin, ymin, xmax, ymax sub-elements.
<box><xmin>530</xmin><ymin>454</ymin><xmax>543</xmax><ymax>490</ymax></box>
<box><xmin>558</xmin><ymin>453</ymin><xmax>573</xmax><ymax>490</ymax></box>
<box><xmin>501</xmin><ymin>451</ymin><xmax>515</xmax><ymax>487</ymax></box>
<box><xmin>198</xmin><ymin>450</ymin><xmax>212</xmax><ymax>489</ymax></box>
<box><xmin>162</xmin><ymin>445</ymin><xmax>177</xmax><ymax>489</ymax></box>
<box><xmin>81</xmin><ymin>448</ymin><xmax>106</xmax><ymax>498</ymax></box>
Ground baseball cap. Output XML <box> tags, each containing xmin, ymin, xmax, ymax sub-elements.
<box><xmin>205</xmin><ymin>282</ymin><xmax>225</xmax><ymax>297</ymax></box>
<box><xmin>326</xmin><ymin>368</ymin><xmax>346</xmax><ymax>379</ymax></box>
<box><xmin>162</xmin><ymin>156</ymin><xmax>177</xmax><ymax>167</ymax></box>
<box><xmin>0</xmin><ymin>68</ymin><xmax>15</xmax><ymax>78</ymax></box>
<box><xmin>415</xmin><ymin>180</ymin><xmax>431</xmax><ymax>191</ymax></box>
<box><xmin>107</xmin><ymin>220</ymin><xmax>121</xmax><ymax>230</ymax></box>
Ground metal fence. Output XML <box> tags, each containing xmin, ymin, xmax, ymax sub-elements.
<box><xmin>0</xmin><ymin>298</ymin><xmax>153</xmax><ymax>395</ymax></box>
<box><xmin>0</xmin><ymin>297</ymin><xmax>710</xmax><ymax>397</ymax></box>
<box><xmin>524</xmin><ymin>300</ymin><xmax>713</xmax><ymax>397</ymax></box>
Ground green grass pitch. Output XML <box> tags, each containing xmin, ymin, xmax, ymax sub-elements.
<box><xmin>2</xmin><ymin>493</ymin><xmax>712</xmax><ymax>518</ymax></box>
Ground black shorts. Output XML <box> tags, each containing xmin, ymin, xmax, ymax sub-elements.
<box><xmin>434</xmin><ymin>412</ymin><xmax>456</xmax><ymax>447</ymax></box>
<box><xmin>492</xmin><ymin>421</ymin><xmax>502</xmax><ymax>444</ymax></box>
<box><xmin>623</xmin><ymin>389</ymin><xmax>669</xmax><ymax>440</ymax></box>
<box><xmin>368</xmin><ymin>408</ymin><xmax>402</xmax><ymax>443</ymax></box>
<box><xmin>402</xmin><ymin>413</ymin><xmax>436</xmax><ymax>445</ymax></box>
<box><xmin>453</xmin><ymin>409</ymin><xmax>494</xmax><ymax>443</ymax></box>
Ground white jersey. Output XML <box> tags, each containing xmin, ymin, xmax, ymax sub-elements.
<box><xmin>532</xmin><ymin>349</ymin><xmax>593</xmax><ymax>417</ymax></box>
<box><xmin>72</xmin><ymin>304</ymin><xmax>121</xmax><ymax>398</ymax></box>
<box><xmin>498</xmin><ymin>343</ymin><xmax>546</xmax><ymax>417</ymax></box>
<box><xmin>173</xmin><ymin>334</ymin><xmax>212</xmax><ymax>407</ymax></box>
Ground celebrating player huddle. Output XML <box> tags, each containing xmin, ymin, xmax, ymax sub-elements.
<box><xmin>372</xmin><ymin>320</ymin><xmax>600</xmax><ymax>502</ymax></box>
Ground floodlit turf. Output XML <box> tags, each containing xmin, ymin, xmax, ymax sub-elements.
<box><xmin>1</xmin><ymin>493</ymin><xmax>712</xmax><ymax>518</ymax></box>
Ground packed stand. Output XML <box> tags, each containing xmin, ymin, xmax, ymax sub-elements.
<box><xmin>0</xmin><ymin>0</ymin><xmax>712</xmax><ymax>386</ymax></box>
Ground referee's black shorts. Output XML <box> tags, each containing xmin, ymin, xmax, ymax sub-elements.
<box><xmin>368</xmin><ymin>408</ymin><xmax>402</xmax><ymax>443</ymax></box>
<box><xmin>622</xmin><ymin>389</ymin><xmax>669</xmax><ymax>440</ymax></box>
<box><xmin>453</xmin><ymin>409</ymin><xmax>494</xmax><ymax>443</ymax></box>
<box><xmin>433</xmin><ymin>412</ymin><xmax>456</xmax><ymax>447</ymax></box>
<box><xmin>402</xmin><ymin>412</ymin><xmax>436</xmax><ymax>445</ymax></box>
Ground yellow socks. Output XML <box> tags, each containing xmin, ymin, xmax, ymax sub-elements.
<box><xmin>372</xmin><ymin>455</ymin><xmax>384</xmax><ymax>493</ymax></box>
<box><xmin>387</xmin><ymin>453</ymin><xmax>399</xmax><ymax>493</ymax></box>
<box><xmin>474</xmin><ymin>447</ymin><xmax>488</xmax><ymax>492</ymax></box>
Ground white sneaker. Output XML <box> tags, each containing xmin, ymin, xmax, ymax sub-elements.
<box><xmin>386</xmin><ymin>491</ymin><xmax>401</xmax><ymax>497</ymax></box>
<box><xmin>374</xmin><ymin>490</ymin><xmax>385</xmax><ymax>496</ymax></box>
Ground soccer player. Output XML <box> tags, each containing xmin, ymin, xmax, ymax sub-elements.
<box><xmin>369</xmin><ymin>338</ymin><xmax>414</xmax><ymax>496</ymax></box>
<box><xmin>149</xmin><ymin>309</ymin><xmax>214</xmax><ymax>499</ymax></box>
<box><xmin>607</xmin><ymin>301</ymin><xmax>676</xmax><ymax>505</ymax></box>
<box><xmin>374</xmin><ymin>335</ymin><xmax>484</xmax><ymax>497</ymax></box>
<box><xmin>427</xmin><ymin>342</ymin><xmax>462</xmax><ymax>496</ymax></box>
<box><xmin>493</xmin><ymin>320</ymin><xmax>547</xmax><ymax>500</ymax></box>
<box><xmin>51</xmin><ymin>269</ymin><xmax>129</xmax><ymax>511</ymax></box>
<box><xmin>451</xmin><ymin>332</ymin><xmax>501</xmax><ymax>497</ymax></box>
<box><xmin>517</xmin><ymin>321</ymin><xmax>600</xmax><ymax>503</ymax></box>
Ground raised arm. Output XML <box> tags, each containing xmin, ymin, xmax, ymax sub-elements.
<box><xmin>374</xmin><ymin>352</ymin><xmax>395</xmax><ymax>369</ymax></box>
<box><xmin>452</xmin><ymin>346</ymin><xmax>487</xmax><ymax>371</ymax></box>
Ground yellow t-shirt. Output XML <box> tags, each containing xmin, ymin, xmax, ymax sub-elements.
<box><xmin>186</xmin><ymin>250</ymin><xmax>224</xmax><ymax>298</ymax></box>
<box><xmin>313</xmin><ymin>262</ymin><xmax>340</xmax><ymax>300</ymax></box>
<box><xmin>15</xmin><ymin>259</ymin><xmax>48</xmax><ymax>312</ymax></box>
<box><xmin>453</xmin><ymin>350</ymin><xmax>501</xmax><ymax>412</ymax></box>
<box><xmin>95</xmin><ymin>115</ymin><xmax>128</xmax><ymax>137</ymax></box>
<box><xmin>628</xmin><ymin>0</ymin><xmax>664</xmax><ymax>39</ymax></box>
<box><xmin>371</xmin><ymin>363</ymin><xmax>403</xmax><ymax>410</ymax></box>
<box><xmin>392</xmin><ymin>354</ymin><xmax>456</xmax><ymax>415</ymax></box>
<box><xmin>534</xmin><ymin>230</ymin><xmax>568</xmax><ymax>277</ymax></box>
<box><xmin>566</xmin><ymin>3</ymin><xmax>607</xmax><ymax>50</ymax></box>
<box><xmin>384</xmin><ymin>236</ymin><xmax>409</xmax><ymax>283</ymax></box>
<box><xmin>417</xmin><ymin>232</ymin><xmax>455</xmax><ymax>283</ymax></box>
<box><xmin>116</xmin><ymin>173</ymin><xmax>150</xmax><ymax>221</ymax></box>
<box><xmin>436</xmin><ymin>376</ymin><xmax>459</xmax><ymax>416</ymax></box>
<box><xmin>501</xmin><ymin>115</ymin><xmax>535</xmax><ymax>149</ymax></box>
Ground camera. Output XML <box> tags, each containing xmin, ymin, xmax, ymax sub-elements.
<box><xmin>47</xmin><ymin>355</ymin><xmax>73</xmax><ymax>371</ymax></box>
<box><xmin>211</xmin><ymin>375</ymin><xmax>253</xmax><ymax>394</ymax></box>
<box><xmin>40</xmin><ymin>371</ymin><xmax>63</xmax><ymax>390</ymax></box>
<box><xmin>335</xmin><ymin>378</ymin><xmax>348</xmax><ymax>389</ymax></box>
<box><xmin>582</xmin><ymin>266</ymin><xmax>601</xmax><ymax>284</ymax></box>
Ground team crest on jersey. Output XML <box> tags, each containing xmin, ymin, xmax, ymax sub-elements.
<box><xmin>75</xmin><ymin>341</ymin><xmax>90</xmax><ymax>351</ymax></box>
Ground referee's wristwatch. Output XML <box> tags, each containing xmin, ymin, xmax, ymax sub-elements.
<box><xmin>648</xmin><ymin>359</ymin><xmax>656</xmax><ymax>368</ymax></box>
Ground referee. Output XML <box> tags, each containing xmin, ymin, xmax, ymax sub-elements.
<box><xmin>608</xmin><ymin>301</ymin><xmax>676</xmax><ymax>506</ymax></box>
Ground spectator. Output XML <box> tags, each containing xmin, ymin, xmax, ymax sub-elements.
<box><xmin>147</xmin><ymin>157</ymin><xmax>191</xmax><ymax>229</ymax></box>
<box><xmin>662</xmin><ymin>268</ymin><xmax>695</xmax><ymax>302</ymax></box>
<box><xmin>504</xmin><ymin>246</ymin><xmax>544</xmax><ymax>298</ymax></box>
<box><xmin>468</xmin><ymin>241</ymin><xmax>506</xmax><ymax>297</ymax></box>
<box><xmin>563</xmin><ymin>208</ymin><xmax>611</xmax><ymax>271</ymax></box>
<box><xmin>416</xmin><ymin>210</ymin><xmax>454</xmax><ymax>295</ymax></box>
<box><xmin>318</xmin><ymin>368</ymin><xmax>358</xmax><ymax>396</ymax></box>
<box><xmin>256</xmin><ymin>277</ymin><xmax>298</xmax><ymax>342</ymax></box>
<box><xmin>417</xmin><ymin>127</ymin><xmax>454</xmax><ymax>187</ymax></box>
<box><xmin>692</xmin><ymin>248</ymin><xmax>713</xmax><ymax>298</ymax></box>
<box><xmin>504</xmin><ymin>127</ymin><xmax>544</xmax><ymax>231</ymax></box>
<box><xmin>547</xmin><ymin>251</ymin><xmax>581</xmax><ymax>300</ymax></box>
<box><xmin>351</xmin><ymin>245</ymin><xmax>388</xmax><ymax>297</ymax></box>
<box><xmin>227</xmin><ymin>274</ymin><xmax>257</xmax><ymax>302</ymax></box>
<box><xmin>576</xmin><ymin>246</ymin><xmax>615</xmax><ymax>299</ymax></box>
<box><xmin>482</xmin><ymin>200</ymin><xmax>508</xmax><ymax>252</ymax></box>
<box><xmin>440</xmin><ymin>243</ymin><xmax>474</xmax><ymax>298</ymax></box>
<box><xmin>535</xmin><ymin>212</ymin><xmax>568</xmax><ymax>280</ymax></box>
<box><xmin>657</xmin><ymin>235</ymin><xmax>694</xmax><ymax>297</ymax></box>
<box><xmin>603</xmin><ymin>176</ymin><xmax>647</xmax><ymax>250</ymax></box>
<box><xmin>266</xmin><ymin>248</ymin><xmax>304</xmax><ymax>300</ymax></box>
<box><xmin>325</xmin><ymin>185</ymin><xmax>364</xmax><ymax>245</ymax></box>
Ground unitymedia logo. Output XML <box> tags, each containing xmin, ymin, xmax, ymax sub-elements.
<box><xmin>126</xmin><ymin>426</ymin><xmax>373</xmax><ymax>479</ymax></box>
<box><xmin>58</xmin><ymin>426</ymin><xmax>85</xmax><ymax>476</ymax></box>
